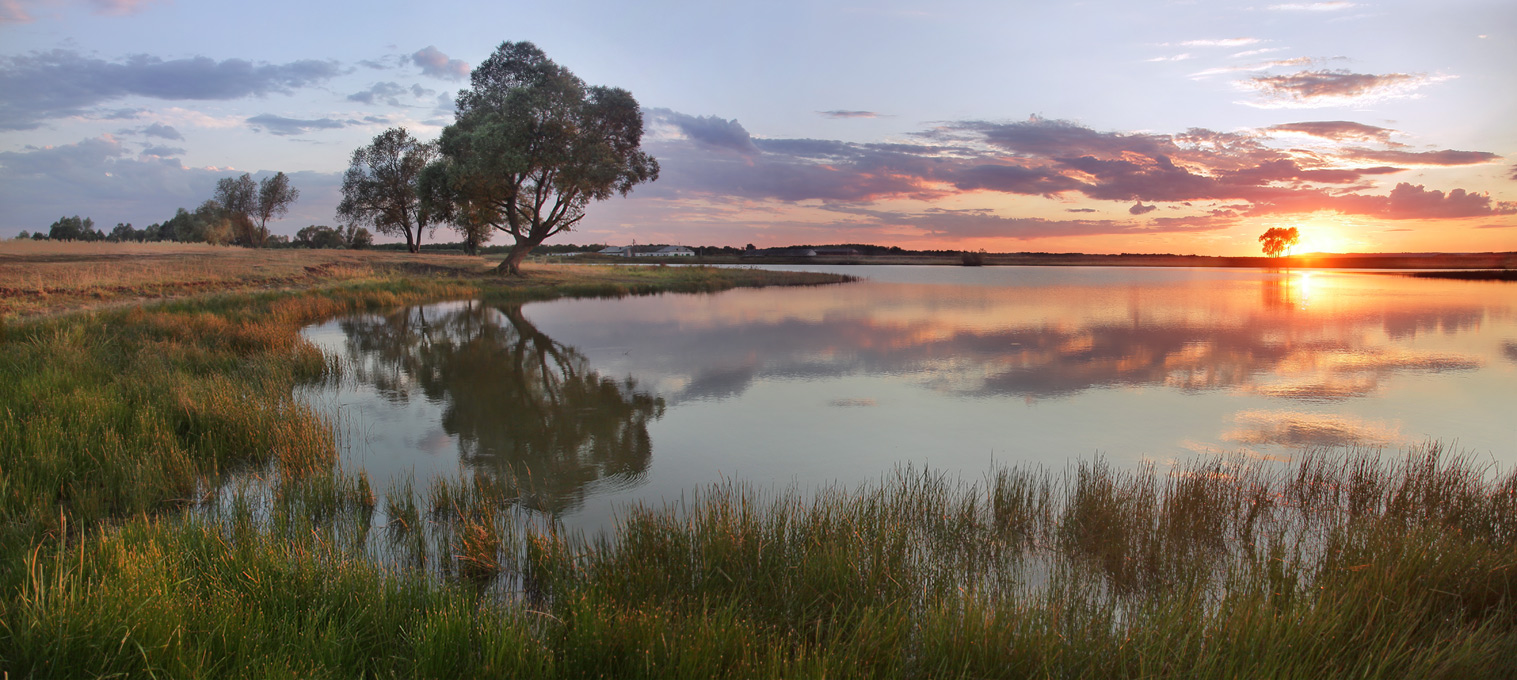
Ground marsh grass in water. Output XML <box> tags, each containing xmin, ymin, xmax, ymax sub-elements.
<box><xmin>8</xmin><ymin>444</ymin><xmax>1517</xmax><ymax>678</ymax></box>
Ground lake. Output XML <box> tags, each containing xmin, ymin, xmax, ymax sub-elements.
<box><xmin>300</xmin><ymin>266</ymin><xmax>1517</xmax><ymax>532</ymax></box>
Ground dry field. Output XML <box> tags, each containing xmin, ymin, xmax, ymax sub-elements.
<box><xmin>1</xmin><ymin>242</ymin><xmax>796</xmax><ymax>319</ymax></box>
<box><xmin>0</xmin><ymin>241</ymin><xmax>501</xmax><ymax>318</ymax></box>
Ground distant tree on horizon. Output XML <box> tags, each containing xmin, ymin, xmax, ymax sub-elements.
<box><xmin>1259</xmin><ymin>227</ymin><xmax>1300</xmax><ymax>258</ymax></box>
<box><xmin>215</xmin><ymin>172</ymin><xmax>299</xmax><ymax>247</ymax></box>
<box><xmin>47</xmin><ymin>215</ymin><xmax>99</xmax><ymax>241</ymax></box>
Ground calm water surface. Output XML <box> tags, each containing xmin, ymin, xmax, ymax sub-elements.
<box><xmin>300</xmin><ymin>266</ymin><xmax>1517</xmax><ymax>531</ymax></box>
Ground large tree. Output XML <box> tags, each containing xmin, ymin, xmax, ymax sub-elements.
<box><xmin>215</xmin><ymin>172</ymin><xmax>299</xmax><ymax>247</ymax></box>
<box><xmin>434</xmin><ymin>41</ymin><xmax>659</xmax><ymax>275</ymax></box>
<box><xmin>337</xmin><ymin>128</ymin><xmax>438</xmax><ymax>253</ymax></box>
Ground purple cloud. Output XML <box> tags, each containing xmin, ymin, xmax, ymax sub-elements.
<box><xmin>412</xmin><ymin>46</ymin><xmax>469</xmax><ymax>80</ymax></box>
<box><xmin>0</xmin><ymin>49</ymin><xmax>342</xmax><ymax>130</ymax></box>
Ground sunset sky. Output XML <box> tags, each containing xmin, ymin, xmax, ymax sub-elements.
<box><xmin>2</xmin><ymin>0</ymin><xmax>1513</xmax><ymax>254</ymax></box>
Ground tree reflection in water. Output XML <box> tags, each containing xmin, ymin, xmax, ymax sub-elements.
<box><xmin>338</xmin><ymin>301</ymin><xmax>664</xmax><ymax>514</ymax></box>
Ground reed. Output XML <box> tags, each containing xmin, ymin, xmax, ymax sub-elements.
<box><xmin>5</xmin><ymin>445</ymin><xmax>1517</xmax><ymax>678</ymax></box>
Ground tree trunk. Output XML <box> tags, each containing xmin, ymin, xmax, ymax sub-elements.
<box><xmin>497</xmin><ymin>242</ymin><xmax>532</xmax><ymax>275</ymax></box>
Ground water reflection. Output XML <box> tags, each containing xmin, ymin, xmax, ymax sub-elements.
<box><xmin>303</xmin><ymin>268</ymin><xmax>1517</xmax><ymax>529</ymax></box>
<box><xmin>334</xmin><ymin>302</ymin><xmax>664</xmax><ymax>514</ymax></box>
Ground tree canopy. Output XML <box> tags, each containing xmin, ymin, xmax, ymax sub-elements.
<box><xmin>1259</xmin><ymin>227</ymin><xmax>1300</xmax><ymax>258</ymax></box>
<box><xmin>337</xmin><ymin>128</ymin><xmax>438</xmax><ymax>253</ymax></box>
<box><xmin>215</xmin><ymin>172</ymin><xmax>299</xmax><ymax>247</ymax></box>
<box><xmin>433</xmin><ymin>41</ymin><xmax>659</xmax><ymax>274</ymax></box>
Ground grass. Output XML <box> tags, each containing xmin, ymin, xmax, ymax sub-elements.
<box><xmin>2</xmin><ymin>243</ymin><xmax>1514</xmax><ymax>677</ymax></box>
<box><xmin>5</xmin><ymin>447</ymin><xmax>1516</xmax><ymax>678</ymax></box>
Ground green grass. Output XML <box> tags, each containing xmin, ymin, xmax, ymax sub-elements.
<box><xmin>6</xmin><ymin>447</ymin><xmax>1516</xmax><ymax>678</ymax></box>
<box><xmin>2</xmin><ymin>261</ymin><xmax>1515</xmax><ymax>677</ymax></box>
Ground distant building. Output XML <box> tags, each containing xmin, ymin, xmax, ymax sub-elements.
<box><xmin>598</xmin><ymin>245</ymin><xmax>696</xmax><ymax>257</ymax></box>
<box><xmin>647</xmin><ymin>246</ymin><xmax>695</xmax><ymax>257</ymax></box>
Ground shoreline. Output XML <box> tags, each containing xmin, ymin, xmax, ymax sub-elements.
<box><xmin>561</xmin><ymin>250</ymin><xmax>1517</xmax><ymax>270</ymax></box>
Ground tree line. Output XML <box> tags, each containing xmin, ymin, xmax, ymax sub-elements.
<box><xmin>16</xmin><ymin>41</ymin><xmax>660</xmax><ymax>273</ymax></box>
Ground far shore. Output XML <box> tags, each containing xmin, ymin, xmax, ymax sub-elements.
<box><xmin>554</xmin><ymin>250</ymin><xmax>1517</xmax><ymax>270</ymax></box>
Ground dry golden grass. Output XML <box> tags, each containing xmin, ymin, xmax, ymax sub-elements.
<box><xmin>0</xmin><ymin>241</ymin><xmax>847</xmax><ymax>320</ymax></box>
<box><xmin>0</xmin><ymin>242</ymin><xmax>487</xmax><ymax>318</ymax></box>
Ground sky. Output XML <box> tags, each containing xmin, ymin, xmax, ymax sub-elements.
<box><xmin>1</xmin><ymin>0</ymin><xmax>1514</xmax><ymax>255</ymax></box>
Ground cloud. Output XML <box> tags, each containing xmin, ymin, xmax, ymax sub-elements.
<box><xmin>1266</xmin><ymin>120</ymin><xmax>1396</xmax><ymax>143</ymax></box>
<box><xmin>1337</xmin><ymin>148</ymin><xmax>1501</xmax><ymax>166</ymax></box>
<box><xmin>2</xmin><ymin>0</ymin><xmax>162</xmax><ymax>22</ymax></box>
<box><xmin>649</xmin><ymin>108</ymin><xmax>761</xmax><ymax>155</ymax></box>
<box><xmin>1189</xmin><ymin>57</ymin><xmax>1315</xmax><ymax>79</ymax></box>
<box><xmin>1243</xmin><ymin>70</ymin><xmax>1447</xmax><ymax>108</ymax></box>
<box><xmin>1378</xmin><ymin>183</ymin><xmax>1516</xmax><ymax>219</ymax></box>
<box><xmin>949</xmin><ymin>163</ymin><xmax>1085</xmax><ymax>196</ymax></box>
<box><xmin>1181</xmin><ymin>38</ymin><xmax>1261</xmax><ymax>47</ymax></box>
<box><xmin>85</xmin><ymin>0</ymin><xmax>161</xmax><ymax>15</ymax></box>
<box><xmin>245</xmin><ymin>114</ymin><xmax>350</xmax><ymax>136</ymax></box>
<box><xmin>1147</xmin><ymin>53</ymin><xmax>1194</xmax><ymax>62</ymax></box>
<box><xmin>348</xmin><ymin>81</ymin><xmax>412</xmax><ymax>106</ymax></box>
<box><xmin>412</xmin><ymin>46</ymin><xmax>469</xmax><ymax>80</ymax></box>
<box><xmin>641</xmin><ymin>110</ymin><xmax>1512</xmax><ymax>224</ymax></box>
<box><xmin>822</xmin><ymin>205</ymin><xmax>1228</xmax><ymax>240</ymax></box>
<box><xmin>140</xmin><ymin>144</ymin><xmax>185</xmax><ymax>157</ymax></box>
<box><xmin>818</xmin><ymin>110</ymin><xmax>881</xmax><ymax>119</ymax></box>
<box><xmin>0</xmin><ymin>49</ymin><xmax>342</xmax><ymax>130</ymax></box>
<box><xmin>140</xmin><ymin>122</ymin><xmax>182</xmax><ymax>140</ymax></box>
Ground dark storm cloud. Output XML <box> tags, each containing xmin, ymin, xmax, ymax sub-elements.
<box><xmin>0</xmin><ymin>49</ymin><xmax>342</xmax><ymax>130</ymax></box>
<box><xmin>1267</xmin><ymin>120</ymin><xmax>1396</xmax><ymax>143</ymax></box>
<box><xmin>246</xmin><ymin>114</ymin><xmax>351</xmax><ymax>136</ymax></box>
<box><xmin>412</xmin><ymin>46</ymin><xmax>469</xmax><ymax>80</ymax></box>
<box><xmin>1245</xmin><ymin>70</ymin><xmax>1431</xmax><ymax>104</ymax></box>
<box><xmin>818</xmin><ymin>110</ymin><xmax>881</xmax><ymax>119</ymax></box>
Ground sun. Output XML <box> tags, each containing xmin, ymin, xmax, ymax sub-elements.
<box><xmin>1291</xmin><ymin>222</ymin><xmax>1347</xmax><ymax>254</ymax></box>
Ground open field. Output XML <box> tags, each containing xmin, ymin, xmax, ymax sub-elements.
<box><xmin>0</xmin><ymin>241</ymin><xmax>847</xmax><ymax>320</ymax></box>
<box><xmin>3</xmin><ymin>243</ymin><xmax>1515</xmax><ymax>677</ymax></box>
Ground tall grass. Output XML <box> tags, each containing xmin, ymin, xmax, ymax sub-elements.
<box><xmin>7</xmin><ymin>444</ymin><xmax>1516</xmax><ymax>678</ymax></box>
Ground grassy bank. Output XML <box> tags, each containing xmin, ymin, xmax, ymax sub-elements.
<box><xmin>6</xmin><ymin>448</ymin><xmax>1516</xmax><ymax>678</ymax></box>
<box><xmin>3</xmin><ymin>244</ymin><xmax>1515</xmax><ymax>677</ymax></box>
